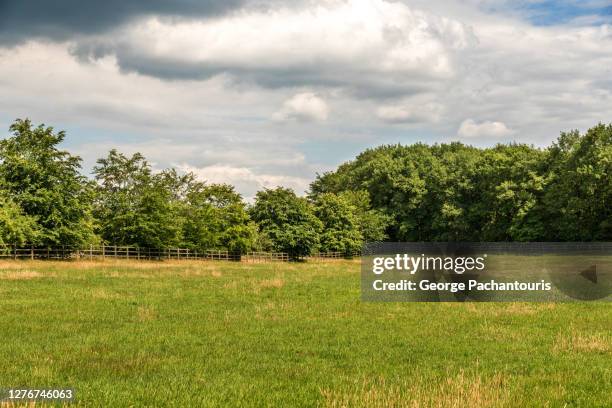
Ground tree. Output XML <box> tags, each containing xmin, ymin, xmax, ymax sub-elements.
<box><xmin>250</xmin><ymin>187</ymin><xmax>322</xmax><ymax>258</ymax></box>
<box><xmin>313</xmin><ymin>193</ymin><xmax>363</xmax><ymax>255</ymax></box>
<box><xmin>473</xmin><ymin>144</ymin><xmax>548</xmax><ymax>241</ymax></box>
<box><xmin>0</xmin><ymin>193</ymin><xmax>38</xmax><ymax>246</ymax></box>
<box><xmin>338</xmin><ymin>190</ymin><xmax>389</xmax><ymax>243</ymax></box>
<box><xmin>93</xmin><ymin>149</ymin><xmax>182</xmax><ymax>248</ymax></box>
<box><xmin>182</xmin><ymin>182</ymin><xmax>256</xmax><ymax>253</ymax></box>
<box><xmin>309</xmin><ymin>141</ymin><xmax>551</xmax><ymax>241</ymax></box>
<box><xmin>543</xmin><ymin>124</ymin><xmax>612</xmax><ymax>240</ymax></box>
<box><xmin>0</xmin><ymin>119</ymin><xmax>95</xmax><ymax>246</ymax></box>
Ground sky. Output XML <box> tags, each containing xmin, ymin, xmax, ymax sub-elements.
<box><xmin>0</xmin><ymin>0</ymin><xmax>611</xmax><ymax>199</ymax></box>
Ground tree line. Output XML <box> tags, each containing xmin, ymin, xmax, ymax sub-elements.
<box><xmin>0</xmin><ymin>119</ymin><xmax>610</xmax><ymax>257</ymax></box>
<box><xmin>311</xmin><ymin>123</ymin><xmax>611</xmax><ymax>242</ymax></box>
<box><xmin>0</xmin><ymin>119</ymin><xmax>385</xmax><ymax>257</ymax></box>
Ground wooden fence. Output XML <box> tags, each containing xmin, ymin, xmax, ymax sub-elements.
<box><xmin>0</xmin><ymin>245</ymin><xmax>357</xmax><ymax>262</ymax></box>
<box><xmin>0</xmin><ymin>245</ymin><xmax>238</xmax><ymax>261</ymax></box>
<box><xmin>243</xmin><ymin>252</ymin><xmax>290</xmax><ymax>263</ymax></box>
<box><xmin>307</xmin><ymin>251</ymin><xmax>360</xmax><ymax>261</ymax></box>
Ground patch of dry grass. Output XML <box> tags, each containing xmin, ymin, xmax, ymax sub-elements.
<box><xmin>223</xmin><ymin>281</ymin><xmax>238</xmax><ymax>290</ymax></box>
<box><xmin>0</xmin><ymin>260</ymin><xmax>53</xmax><ymax>270</ymax></box>
<box><xmin>256</xmin><ymin>278</ymin><xmax>285</xmax><ymax>289</ymax></box>
<box><xmin>137</xmin><ymin>306</ymin><xmax>157</xmax><ymax>322</ymax></box>
<box><xmin>1</xmin><ymin>401</ymin><xmax>40</xmax><ymax>407</ymax></box>
<box><xmin>463</xmin><ymin>302</ymin><xmax>556</xmax><ymax>317</ymax></box>
<box><xmin>499</xmin><ymin>303</ymin><xmax>556</xmax><ymax>316</ymax></box>
<box><xmin>0</xmin><ymin>270</ymin><xmax>54</xmax><ymax>280</ymax></box>
<box><xmin>553</xmin><ymin>332</ymin><xmax>610</xmax><ymax>354</ymax></box>
<box><xmin>90</xmin><ymin>288</ymin><xmax>121</xmax><ymax>300</ymax></box>
<box><xmin>321</xmin><ymin>371</ymin><xmax>512</xmax><ymax>408</ymax></box>
<box><xmin>249</xmin><ymin>276</ymin><xmax>286</xmax><ymax>294</ymax></box>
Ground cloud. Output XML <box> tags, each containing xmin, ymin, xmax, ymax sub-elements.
<box><xmin>376</xmin><ymin>101</ymin><xmax>444</xmax><ymax>124</ymax></box>
<box><xmin>70</xmin><ymin>0</ymin><xmax>475</xmax><ymax>95</ymax></box>
<box><xmin>0</xmin><ymin>0</ymin><xmax>248</xmax><ymax>44</ymax></box>
<box><xmin>273</xmin><ymin>92</ymin><xmax>329</xmax><ymax>122</ymax></box>
<box><xmin>457</xmin><ymin>119</ymin><xmax>514</xmax><ymax>138</ymax></box>
<box><xmin>177</xmin><ymin>164</ymin><xmax>311</xmax><ymax>201</ymax></box>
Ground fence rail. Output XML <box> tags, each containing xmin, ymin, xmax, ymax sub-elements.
<box><xmin>0</xmin><ymin>245</ymin><xmax>357</xmax><ymax>262</ymax></box>
<box><xmin>307</xmin><ymin>251</ymin><xmax>360</xmax><ymax>261</ymax></box>
<box><xmin>243</xmin><ymin>251</ymin><xmax>290</xmax><ymax>263</ymax></box>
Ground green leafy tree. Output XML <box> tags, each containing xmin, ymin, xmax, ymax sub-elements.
<box><xmin>250</xmin><ymin>187</ymin><xmax>322</xmax><ymax>258</ymax></box>
<box><xmin>0</xmin><ymin>119</ymin><xmax>96</xmax><ymax>246</ymax></box>
<box><xmin>182</xmin><ymin>182</ymin><xmax>256</xmax><ymax>253</ymax></box>
<box><xmin>0</xmin><ymin>193</ymin><xmax>39</xmax><ymax>246</ymax></box>
<box><xmin>313</xmin><ymin>193</ymin><xmax>363</xmax><ymax>255</ymax></box>
<box><xmin>310</xmin><ymin>142</ymin><xmax>551</xmax><ymax>241</ymax></box>
<box><xmin>473</xmin><ymin>144</ymin><xmax>548</xmax><ymax>241</ymax></box>
<box><xmin>543</xmin><ymin>124</ymin><xmax>612</xmax><ymax>240</ymax></box>
<box><xmin>338</xmin><ymin>190</ymin><xmax>389</xmax><ymax>243</ymax></box>
<box><xmin>93</xmin><ymin>149</ymin><xmax>182</xmax><ymax>248</ymax></box>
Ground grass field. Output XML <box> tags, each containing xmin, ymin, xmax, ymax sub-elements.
<box><xmin>0</xmin><ymin>259</ymin><xmax>610</xmax><ymax>407</ymax></box>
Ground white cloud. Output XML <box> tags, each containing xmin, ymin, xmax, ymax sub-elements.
<box><xmin>177</xmin><ymin>163</ymin><xmax>311</xmax><ymax>201</ymax></box>
<box><xmin>75</xmin><ymin>0</ymin><xmax>474</xmax><ymax>93</ymax></box>
<box><xmin>457</xmin><ymin>119</ymin><xmax>513</xmax><ymax>138</ymax></box>
<box><xmin>376</xmin><ymin>101</ymin><xmax>444</xmax><ymax>123</ymax></box>
<box><xmin>273</xmin><ymin>92</ymin><xmax>329</xmax><ymax>122</ymax></box>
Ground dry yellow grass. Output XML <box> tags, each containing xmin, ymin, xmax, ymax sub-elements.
<box><xmin>498</xmin><ymin>302</ymin><xmax>556</xmax><ymax>316</ymax></box>
<box><xmin>0</xmin><ymin>270</ymin><xmax>53</xmax><ymax>280</ymax></box>
<box><xmin>1</xmin><ymin>401</ymin><xmax>40</xmax><ymax>408</ymax></box>
<box><xmin>255</xmin><ymin>301</ymin><xmax>279</xmax><ymax>320</ymax></box>
<box><xmin>553</xmin><ymin>332</ymin><xmax>610</xmax><ymax>354</ymax></box>
<box><xmin>320</xmin><ymin>371</ymin><xmax>511</xmax><ymax>408</ymax></box>
<box><xmin>137</xmin><ymin>306</ymin><xmax>157</xmax><ymax>322</ymax></box>
<box><xmin>249</xmin><ymin>276</ymin><xmax>286</xmax><ymax>294</ymax></box>
<box><xmin>462</xmin><ymin>302</ymin><xmax>556</xmax><ymax>317</ymax></box>
<box><xmin>257</xmin><ymin>278</ymin><xmax>285</xmax><ymax>288</ymax></box>
<box><xmin>90</xmin><ymin>288</ymin><xmax>121</xmax><ymax>300</ymax></box>
<box><xmin>223</xmin><ymin>281</ymin><xmax>238</xmax><ymax>289</ymax></box>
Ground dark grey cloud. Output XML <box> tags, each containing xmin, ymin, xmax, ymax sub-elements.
<box><xmin>0</xmin><ymin>0</ymin><xmax>247</xmax><ymax>44</ymax></box>
<box><xmin>74</xmin><ymin>44</ymin><xmax>439</xmax><ymax>100</ymax></box>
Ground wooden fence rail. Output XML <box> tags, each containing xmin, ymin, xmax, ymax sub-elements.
<box><xmin>307</xmin><ymin>251</ymin><xmax>360</xmax><ymax>261</ymax></box>
<box><xmin>0</xmin><ymin>245</ymin><xmax>359</xmax><ymax>262</ymax></box>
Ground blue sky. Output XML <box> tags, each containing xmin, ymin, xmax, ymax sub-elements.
<box><xmin>519</xmin><ymin>0</ymin><xmax>612</xmax><ymax>26</ymax></box>
<box><xmin>1</xmin><ymin>0</ymin><xmax>611</xmax><ymax>199</ymax></box>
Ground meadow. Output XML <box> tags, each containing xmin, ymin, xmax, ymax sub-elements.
<box><xmin>0</xmin><ymin>259</ymin><xmax>610</xmax><ymax>407</ymax></box>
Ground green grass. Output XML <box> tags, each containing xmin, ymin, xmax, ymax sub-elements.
<box><xmin>0</xmin><ymin>259</ymin><xmax>610</xmax><ymax>407</ymax></box>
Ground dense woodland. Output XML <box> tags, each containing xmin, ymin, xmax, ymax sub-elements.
<box><xmin>0</xmin><ymin>119</ymin><xmax>610</xmax><ymax>256</ymax></box>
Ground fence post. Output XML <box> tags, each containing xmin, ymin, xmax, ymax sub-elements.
<box><xmin>30</xmin><ymin>245</ymin><xmax>34</xmax><ymax>260</ymax></box>
<box><xmin>102</xmin><ymin>244</ymin><xmax>105</xmax><ymax>260</ymax></box>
